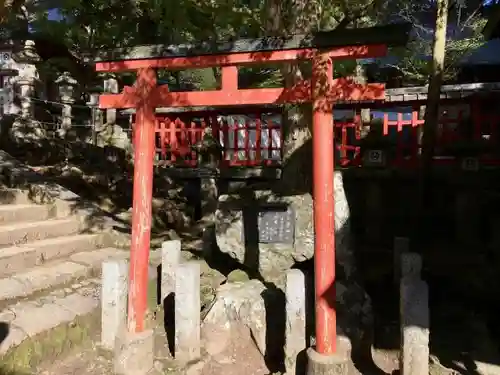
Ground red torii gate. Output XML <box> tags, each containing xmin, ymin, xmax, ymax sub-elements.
<box><xmin>93</xmin><ymin>23</ymin><xmax>410</xmax><ymax>357</ymax></box>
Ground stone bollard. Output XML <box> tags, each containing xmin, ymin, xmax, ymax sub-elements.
<box><xmin>114</xmin><ymin>329</ymin><xmax>154</xmax><ymax>375</ymax></box>
<box><xmin>285</xmin><ymin>269</ymin><xmax>307</xmax><ymax>375</ymax></box>
<box><xmin>401</xmin><ymin>252</ymin><xmax>422</xmax><ymax>280</ymax></box>
<box><xmin>101</xmin><ymin>259</ymin><xmax>128</xmax><ymax>350</ymax></box>
<box><xmin>306</xmin><ymin>348</ymin><xmax>349</xmax><ymax>375</ymax></box>
<box><xmin>394</xmin><ymin>237</ymin><xmax>410</xmax><ymax>284</ymax></box>
<box><xmin>161</xmin><ymin>239</ymin><xmax>181</xmax><ymax>353</ymax></box>
<box><xmin>400</xmin><ymin>253</ymin><xmax>429</xmax><ymax>375</ymax></box>
<box><xmin>161</xmin><ymin>239</ymin><xmax>181</xmax><ymax>303</ymax></box>
<box><xmin>175</xmin><ymin>262</ymin><xmax>201</xmax><ymax>363</ymax></box>
<box><xmin>112</xmin><ymin>258</ymin><xmax>154</xmax><ymax>375</ymax></box>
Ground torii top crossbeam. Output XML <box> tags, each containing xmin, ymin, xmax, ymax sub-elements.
<box><xmin>92</xmin><ymin>23</ymin><xmax>410</xmax><ymax>66</ymax></box>
<box><xmin>92</xmin><ymin>23</ymin><xmax>411</xmax><ymax>109</ymax></box>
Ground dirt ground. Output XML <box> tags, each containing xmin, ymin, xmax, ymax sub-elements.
<box><xmin>35</xmin><ymin>327</ymin><xmax>272</xmax><ymax>375</ymax></box>
<box><xmin>9</xmin><ymin>147</ymin><xmax>500</xmax><ymax>375</ymax></box>
<box><xmin>37</xmin><ymin>345</ymin><xmax>114</xmax><ymax>375</ymax></box>
<box><xmin>33</xmin><ymin>332</ymin><xmax>397</xmax><ymax>375</ymax></box>
<box><xmin>33</xmin><ymin>339</ymin><xmax>460</xmax><ymax>375</ymax></box>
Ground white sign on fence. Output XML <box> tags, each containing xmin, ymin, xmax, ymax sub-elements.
<box><xmin>219</xmin><ymin>114</ymin><xmax>282</xmax><ymax>162</ymax></box>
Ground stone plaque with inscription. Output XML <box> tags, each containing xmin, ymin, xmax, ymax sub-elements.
<box><xmin>256</xmin><ymin>206</ymin><xmax>295</xmax><ymax>244</ymax></box>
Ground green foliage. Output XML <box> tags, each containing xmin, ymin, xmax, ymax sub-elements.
<box><xmin>1</xmin><ymin>0</ymin><xmax>489</xmax><ymax>89</ymax></box>
<box><xmin>379</xmin><ymin>1</ymin><xmax>487</xmax><ymax>84</ymax></box>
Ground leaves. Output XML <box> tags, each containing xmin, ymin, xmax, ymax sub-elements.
<box><xmin>381</xmin><ymin>0</ymin><xmax>487</xmax><ymax>84</ymax></box>
<box><xmin>1</xmin><ymin>0</ymin><xmax>489</xmax><ymax>89</ymax></box>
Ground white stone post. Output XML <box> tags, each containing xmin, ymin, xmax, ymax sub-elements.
<box><xmin>175</xmin><ymin>261</ymin><xmax>201</xmax><ymax>363</ymax></box>
<box><xmin>284</xmin><ymin>269</ymin><xmax>307</xmax><ymax>375</ymax></box>
<box><xmin>400</xmin><ymin>252</ymin><xmax>429</xmax><ymax>375</ymax></box>
<box><xmin>101</xmin><ymin>259</ymin><xmax>128</xmax><ymax>350</ymax></box>
<box><xmin>394</xmin><ymin>236</ymin><xmax>410</xmax><ymax>284</ymax></box>
<box><xmin>161</xmin><ymin>239</ymin><xmax>181</xmax><ymax>303</ymax></box>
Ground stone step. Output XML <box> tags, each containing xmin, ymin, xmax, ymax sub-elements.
<box><xmin>0</xmin><ymin>251</ymin><xmax>161</xmax><ymax>361</ymax></box>
<box><xmin>0</xmin><ymin>218</ymin><xmax>80</xmax><ymax>247</ymax></box>
<box><xmin>0</xmin><ymin>188</ymin><xmax>46</xmax><ymax>205</ymax></box>
<box><xmin>0</xmin><ymin>247</ymin><xmax>128</xmax><ymax>302</ymax></box>
<box><xmin>0</xmin><ymin>188</ymin><xmax>25</xmax><ymax>205</ymax></box>
<box><xmin>0</xmin><ymin>278</ymin><xmax>101</xmax><ymax>355</ymax></box>
<box><xmin>0</xmin><ymin>233</ymin><xmax>108</xmax><ymax>278</ymax></box>
<box><xmin>0</xmin><ymin>203</ymin><xmax>54</xmax><ymax>225</ymax></box>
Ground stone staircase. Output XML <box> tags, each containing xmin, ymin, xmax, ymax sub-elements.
<box><xmin>0</xmin><ymin>151</ymin><xmax>133</xmax><ymax>370</ymax></box>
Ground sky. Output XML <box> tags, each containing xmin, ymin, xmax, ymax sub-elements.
<box><xmin>47</xmin><ymin>8</ymin><xmax>63</xmax><ymax>21</ymax></box>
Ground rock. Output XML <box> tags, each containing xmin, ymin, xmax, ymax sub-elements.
<box><xmin>215</xmin><ymin>171</ymin><xmax>355</xmax><ymax>280</ymax></box>
<box><xmin>213</xmin><ymin>171</ymin><xmax>373</xmax><ymax>346</ymax></box>
<box><xmin>201</xmin><ymin>280</ymin><xmax>280</xmax><ymax>358</ymax></box>
<box><xmin>198</xmin><ymin>260</ymin><xmax>226</xmax><ymax>316</ymax></box>
<box><xmin>202</xmin><ymin>277</ymin><xmax>373</xmax><ymax>359</ymax></box>
<box><xmin>96</xmin><ymin>124</ymin><xmax>131</xmax><ymax>149</ymax></box>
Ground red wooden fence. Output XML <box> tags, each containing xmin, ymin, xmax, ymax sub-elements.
<box><xmin>131</xmin><ymin>99</ymin><xmax>500</xmax><ymax>169</ymax></box>
<box><xmin>134</xmin><ymin>109</ymin><xmax>283</xmax><ymax>167</ymax></box>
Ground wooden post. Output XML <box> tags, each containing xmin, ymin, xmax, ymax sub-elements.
<box><xmin>127</xmin><ymin>68</ymin><xmax>157</xmax><ymax>333</ymax></box>
<box><xmin>312</xmin><ymin>52</ymin><xmax>336</xmax><ymax>355</ymax></box>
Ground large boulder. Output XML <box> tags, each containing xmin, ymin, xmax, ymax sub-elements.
<box><xmin>201</xmin><ymin>278</ymin><xmax>372</xmax><ymax>360</ymax></box>
<box><xmin>202</xmin><ymin>280</ymin><xmax>272</xmax><ymax>358</ymax></box>
<box><xmin>214</xmin><ymin>171</ymin><xmax>355</xmax><ymax>280</ymax></box>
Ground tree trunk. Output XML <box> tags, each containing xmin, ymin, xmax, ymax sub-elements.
<box><xmin>264</xmin><ymin>0</ymin><xmax>373</xmax><ymax>350</ymax></box>
<box><xmin>419</xmin><ymin>0</ymin><xmax>449</xmax><ymax>224</ymax></box>
<box><xmin>212</xmin><ymin>0</ymin><xmax>374</xmax><ymax>348</ymax></box>
<box><xmin>265</xmin><ymin>0</ymin><xmax>314</xmax><ymax>193</ymax></box>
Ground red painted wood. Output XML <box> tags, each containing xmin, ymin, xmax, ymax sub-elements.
<box><xmin>99</xmin><ymin>79</ymin><xmax>385</xmax><ymax>109</ymax></box>
<box><xmin>95</xmin><ymin>37</ymin><xmax>393</xmax><ymax>351</ymax></box>
<box><xmin>222</xmin><ymin>66</ymin><xmax>238</xmax><ymax>91</ymax></box>
<box><xmin>152</xmin><ymin>111</ymin><xmax>287</xmax><ymax>167</ymax></box>
<box><xmin>244</xmin><ymin>121</ymin><xmax>250</xmax><ymax>161</ymax></box>
<box><xmin>189</xmin><ymin>120</ymin><xmax>196</xmax><ymax>161</ymax></box>
<box><xmin>267</xmin><ymin>120</ymin><xmax>274</xmax><ymax>165</ymax></box>
<box><xmin>127</xmin><ymin>68</ymin><xmax>157</xmax><ymax>333</ymax></box>
<box><xmin>158</xmin><ymin>119</ymin><xmax>167</xmax><ymax>158</ymax></box>
<box><xmin>95</xmin><ymin>45</ymin><xmax>387</xmax><ymax>72</ymax></box>
<box><xmin>312</xmin><ymin>53</ymin><xmax>336</xmax><ymax>355</ymax></box>
<box><xmin>255</xmin><ymin>119</ymin><xmax>262</xmax><ymax>163</ymax></box>
<box><xmin>169</xmin><ymin>118</ymin><xmax>177</xmax><ymax>163</ymax></box>
<box><xmin>411</xmin><ymin>109</ymin><xmax>419</xmax><ymax>164</ymax></box>
<box><xmin>148</xmin><ymin>99</ymin><xmax>500</xmax><ymax>170</ymax></box>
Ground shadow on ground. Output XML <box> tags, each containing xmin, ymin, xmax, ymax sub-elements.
<box><xmin>0</xmin><ymin>138</ymin><xmax>200</xmax><ymax>245</ymax></box>
<box><xmin>3</xmin><ymin>137</ymin><xmax>500</xmax><ymax>375</ymax></box>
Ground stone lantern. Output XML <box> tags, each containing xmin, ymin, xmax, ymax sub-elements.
<box><xmin>103</xmin><ymin>74</ymin><xmax>118</xmax><ymax>125</ymax></box>
<box><xmin>13</xmin><ymin>40</ymin><xmax>41</xmax><ymax>119</ymax></box>
<box><xmin>55</xmin><ymin>71</ymin><xmax>78</xmax><ymax>134</ymax></box>
<box><xmin>86</xmin><ymin>91</ymin><xmax>103</xmax><ymax>145</ymax></box>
